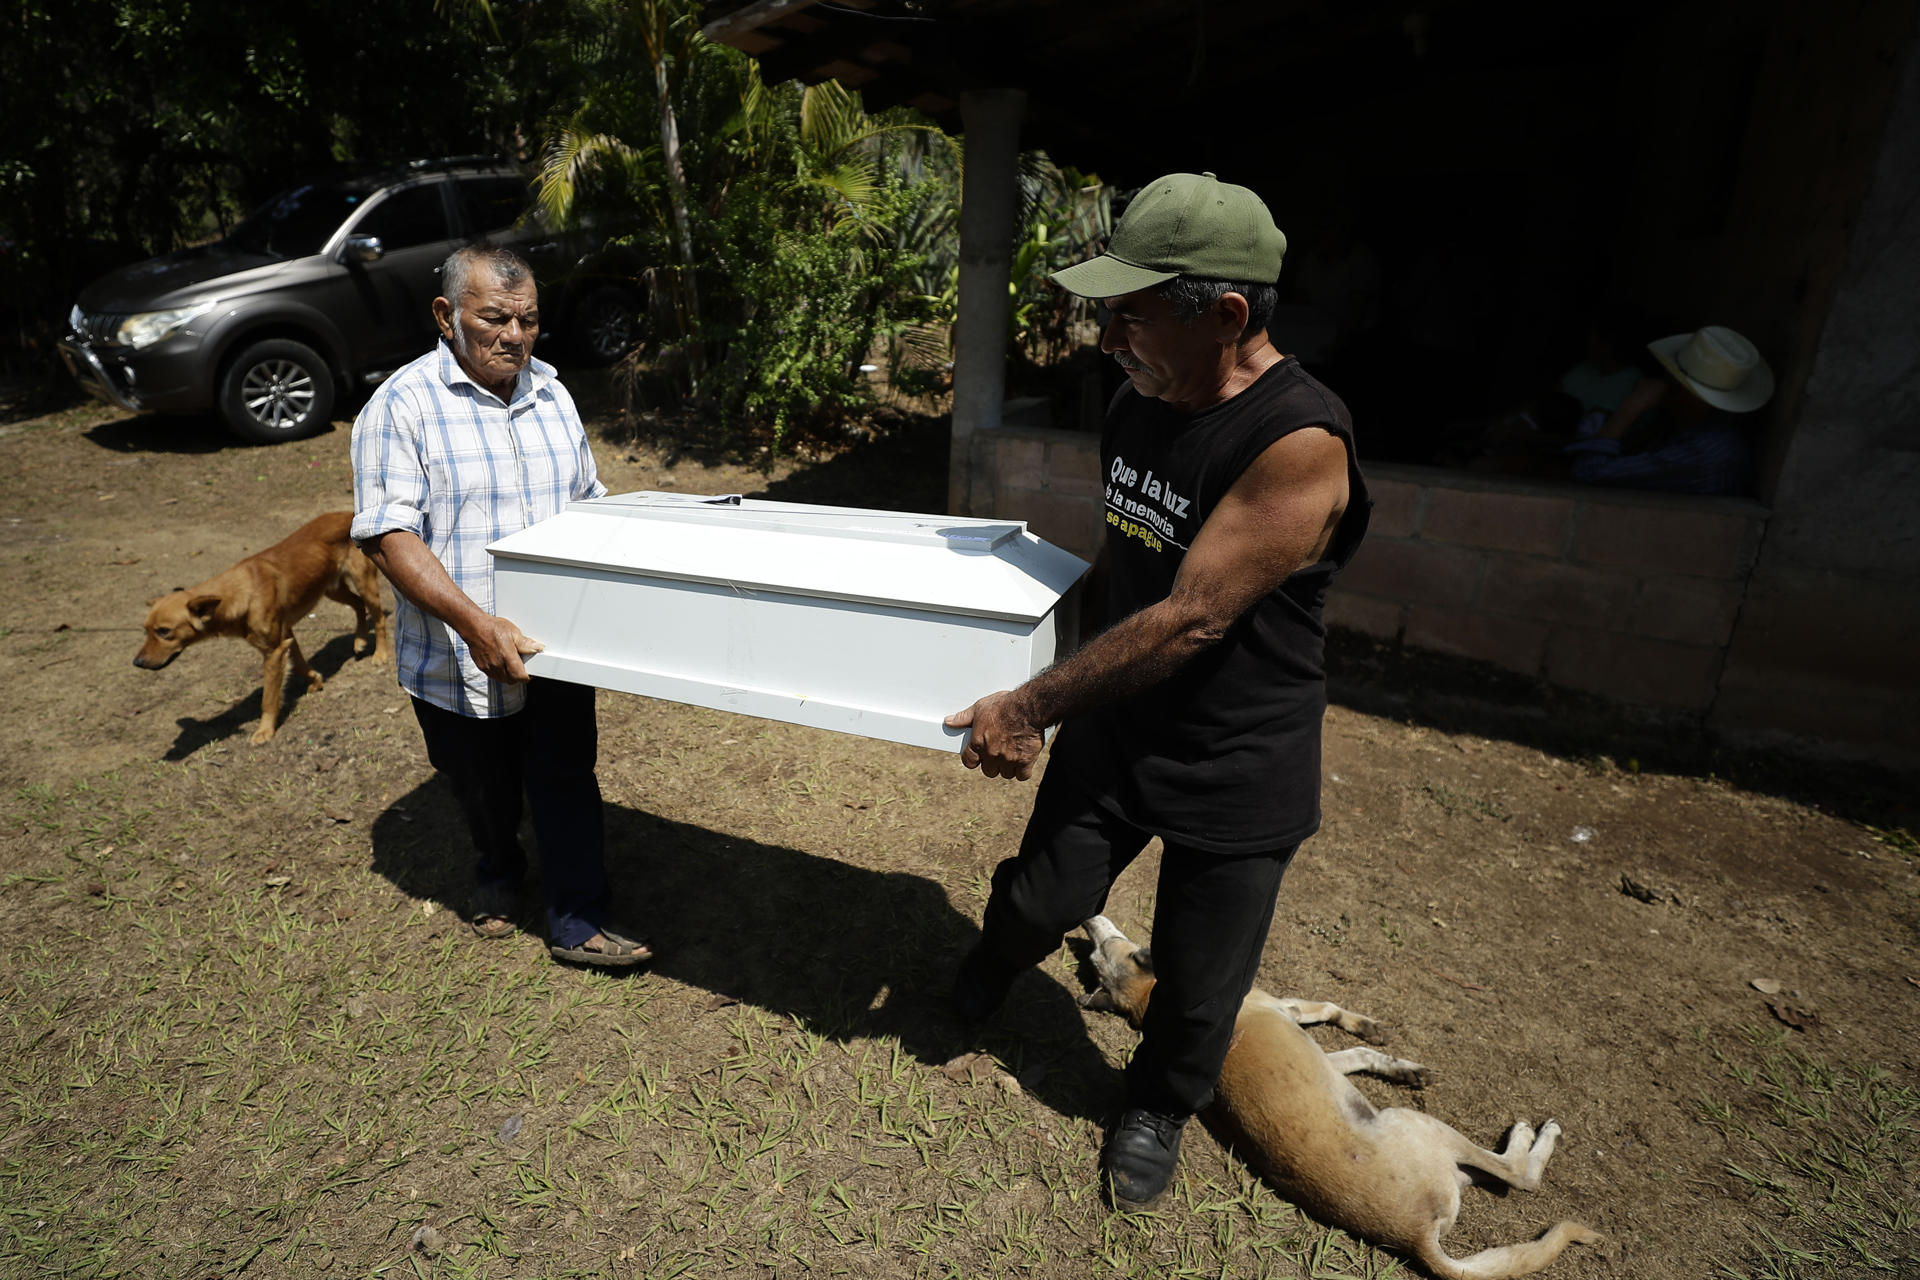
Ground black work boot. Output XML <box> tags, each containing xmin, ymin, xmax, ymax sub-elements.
<box><xmin>949</xmin><ymin>943</ymin><xmax>1018</xmax><ymax>1026</ymax></box>
<box><xmin>1102</xmin><ymin>1107</ymin><xmax>1188</xmax><ymax>1210</ymax></box>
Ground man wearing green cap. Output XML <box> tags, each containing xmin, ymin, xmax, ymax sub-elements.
<box><xmin>944</xmin><ymin>173</ymin><xmax>1371</xmax><ymax>1210</ymax></box>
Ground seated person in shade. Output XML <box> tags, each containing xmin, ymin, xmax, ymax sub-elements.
<box><xmin>1565</xmin><ymin>324</ymin><xmax>1772</xmax><ymax>496</ymax></box>
<box><xmin>1555</xmin><ymin>301</ymin><xmax>1656</xmax><ymax>429</ymax></box>
<box><xmin>1446</xmin><ymin>304</ymin><xmax>1653</xmax><ymax>467</ymax></box>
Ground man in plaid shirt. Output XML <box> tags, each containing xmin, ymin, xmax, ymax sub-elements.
<box><xmin>351</xmin><ymin>245</ymin><xmax>652</xmax><ymax>969</ymax></box>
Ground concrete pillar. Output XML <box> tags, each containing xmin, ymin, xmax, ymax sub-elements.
<box><xmin>948</xmin><ymin>88</ymin><xmax>1027</xmax><ymax>515</ymax></box>
<box><xmin>1711</xmin><ymin>28</ymin><xmax>1920</xmax><ymax>769</ymax></box>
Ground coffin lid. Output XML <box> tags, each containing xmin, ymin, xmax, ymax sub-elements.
<box><xmin>488</xmin><ymin>492</ymin><xmax>1089</xmax><ymax>623</ymax></box>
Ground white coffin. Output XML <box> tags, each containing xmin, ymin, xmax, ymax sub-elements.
<box><xmin>487</xmin><ymin>492</ymin><xmax>1090</xmax><ymax>751</ymax></box>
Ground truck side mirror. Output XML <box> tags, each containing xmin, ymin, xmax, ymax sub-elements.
<box><xmin>342</xmin><ymin>235</ymin><xmax>385</xmax><ymax>264</ymax></box>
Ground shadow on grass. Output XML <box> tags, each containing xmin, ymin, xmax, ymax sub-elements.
<box><xmin>584</xmin><ymin>392</ymin><xmax>953</xmax><ymax>515</ymax></box>
<box><xmin>82</xmin><ymin>411</ymin><xmax>238</xmax><ymax>454</ymax></box>
<box><xmin>162</xmin><ymin>632</ymin><xmax>374</xmax><ymax>760</ymax></box>
<box><xmin>81</xmin><ymin>412</ymin><xmax>356</xmax><ymax>455</ymax></box>
<box><xmin>366</xmin><ymin>782</ymin><xmax>1123</xmax><ymax>1124</ymax></box>
<box><xmin>746</xmin><ymin>409</ymin><xmax>950</xmax><ymax>513</ymax></box>
<box><xmin>0</xmin><ymin>377</ymin><xmax>89</xmax><ymax>426</ymax></box>
<box><xmin>1326</xmin><ymin>628</ymin><xmax>1918</xmax><ymax>833</ymax></box>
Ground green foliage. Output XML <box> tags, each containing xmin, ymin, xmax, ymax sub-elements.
<box><xmin>531</xmin><ymin>14</ymin><xmax>964</xmax><ymax>451</ymax></box>
<box><xmin>1010</xmin><ymin>156</ymin><xmax>1112</xmax><ymax>367</ymax></box>
<box><xmin>1863</xmin><ymin>824</ymin><xmax>1918</xmax><ymax>855</ymax></box>
<box><xmin>872</xmin><ymin>148</ymin><xmax>1111</xmax><ymax>398</ymax></box>
<box><xmin>2</xmin><ymin>0</ymin><xmax>605</xmax><ymax>382</ymax></box>
<box><xmin>706</xmin><ymin>210</ymin><xmax>900</xmax><ymax>451</ymax></box>
<box><xmin>702</xmin><ymin>76</ymin><xmax>957</xmax><ymax>445</ymax></box>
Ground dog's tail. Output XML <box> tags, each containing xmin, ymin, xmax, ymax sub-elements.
<box><xmin>1415</xmin><ymin>1220</ymin><xmax>1603</xmax><ymax>1280</ymax></box>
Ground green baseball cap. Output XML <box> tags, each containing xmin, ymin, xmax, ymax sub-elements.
<box><xmin>1050</xmin><ymin>172</ymin><xmax>1287</xmax><ymax>299</ymax></box>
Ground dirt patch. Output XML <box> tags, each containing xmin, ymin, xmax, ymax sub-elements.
<box><xmin>0</xmin><ymin>386</ymin><xmax>1914</xmax><ymax>1279</ymax></box>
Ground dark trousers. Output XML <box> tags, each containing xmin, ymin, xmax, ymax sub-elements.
<box><xmin>410</xmin><ymin>678</ymin><xmax>608</xmax><ymax>950</ymax></box>
<box><xmin>977</xmin><ymin>768</ymin><xmax>1295</xmax><ymax>1116</ymax></box>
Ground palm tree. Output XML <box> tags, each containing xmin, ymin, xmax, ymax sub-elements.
<box><xmin>530</xmin><ymin>0</ymin><xmax>711</xmax><ymax>385</ymax></box>
<box><xmin>445</xmin><ymin>0</ymin><xmax>973</xmax><ymax>445</ymax></box>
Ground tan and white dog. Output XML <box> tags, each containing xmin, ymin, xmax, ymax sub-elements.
<box><xmin>134</xmin><ymin>512</ymin><xmax>389</xmax><ymax>743</ymax></box>
<box><xmin>1080</xmin><ymin>916</ymin><xmax>1601</xmax><ymax>1280</ymax></box>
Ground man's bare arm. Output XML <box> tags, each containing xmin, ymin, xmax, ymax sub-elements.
<box><xmin>360</xmin><ymin>529</ymin><xmax>541</xmax><ymax>684</ymax></box>
<box><xmin>948</xmin><ymin>427</ymin><xmax>1351</xmax><ymax>779</ymax></box>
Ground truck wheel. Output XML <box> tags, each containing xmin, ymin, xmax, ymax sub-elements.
<box><xmin>218</xmin><ymin>339</ymin><xmax>337</xmax><ymax>444</ymax></box>
<box><xmin>571</xmin><ymin>285</ymin><xmax>642</xmax><ymax>365</ymax></box>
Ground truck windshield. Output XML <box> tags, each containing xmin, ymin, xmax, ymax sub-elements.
<box><xmin>225</xmin><ymin>184</ymin><xmax>370</xmax><ymax>258</ymax></box>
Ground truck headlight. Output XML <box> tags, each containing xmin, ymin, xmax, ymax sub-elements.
<box><xmin>117</xmin><ymin>300</ymin><xmax>217</xmax><ymax>350</ymax></box>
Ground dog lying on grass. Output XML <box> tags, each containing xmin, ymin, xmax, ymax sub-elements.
<box><xmin>134</xmin><ymin>512</ymin><xmax>389</xmax><ymax>743</ymax></box>
<box><xmin>1080</xmin><ymin>915</ymin><xmax>1601</xmax><ymax>1279</ymax></box>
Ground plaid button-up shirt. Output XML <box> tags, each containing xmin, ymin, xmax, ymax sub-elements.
<box><xmin>351</xmin><ymin>340</ymin><xmax>606</xmax><ymax>718</ymax></box>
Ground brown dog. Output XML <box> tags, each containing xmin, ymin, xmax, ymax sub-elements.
<box><xmin>1080</xmin><ymin>916</ymin><xmax>1601</xmax><ymax>1279</ymax></box>
<box><xmin>135</xmin><ymin>512</ymin><xmax>390</xmax><ymax>743</ymax></box>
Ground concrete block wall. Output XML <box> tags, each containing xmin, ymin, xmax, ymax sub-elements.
<box><xmin>1330</xmin><ymin>464</ymin><xmax>1769</xmax><ymax>713</ymax></box>
<box><xmin>1710</xmin><ymin>30</ymin><xmax>1920</xmax><ymax>771</ymax></box>
<box><xmin>968</xmin><ymin>420</ymin><xmax>1104</xmax><ymax>562</ymax></box>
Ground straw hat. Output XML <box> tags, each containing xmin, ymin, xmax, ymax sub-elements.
<box><xmin>1647</xmin><ymin>325</ymin><xmax>1774</xmax><ymax>414</ymax></box>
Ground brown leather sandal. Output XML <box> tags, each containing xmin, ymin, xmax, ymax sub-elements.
<box><xmin>549</xmin><ymin>925</ymin><xmax>655</xmax><ymax>968</ymax></box>
<box><xmin>469</xmin><ymin>883</ymin><xmax>518</xmax><ymax>940</ymax></box>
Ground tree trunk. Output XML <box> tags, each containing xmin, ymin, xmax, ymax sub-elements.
<box><xmin>649</xmin><ymin>25</ymin><xmax>703</xmax><ymax>388</ymax></box>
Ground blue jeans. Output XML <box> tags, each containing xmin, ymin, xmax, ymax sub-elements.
<box><xmin>410</xmin><ymin>679</ymin><xmax>609</xmax><ymax>949</ymax></box>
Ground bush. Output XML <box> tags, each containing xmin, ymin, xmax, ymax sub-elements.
<box><xmin>705</xmin><ymin>195</ymin><xmax>917</xmax><ymax>450</ymax></box>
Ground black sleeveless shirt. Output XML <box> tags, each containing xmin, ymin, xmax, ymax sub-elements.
<box><xmin>1047</xmin><ymin>357</ymin><xmax>1370</xmax><ymax>854</ymax></box>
